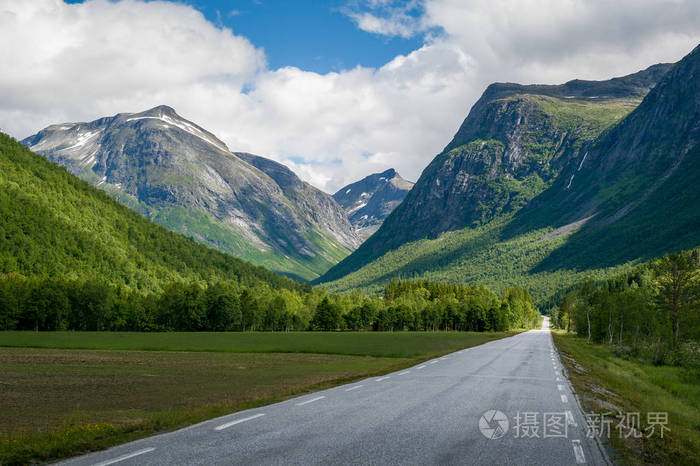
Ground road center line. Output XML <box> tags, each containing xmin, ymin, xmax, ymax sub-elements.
<box><xmin>572</xmin><ymin>440</ymin><xmax>586</xmax><ymax>463</ymax></box>
<box><xmin>345</xmin><ymin>385</ymin><xmax>363</xmax><ymax>392</ymax></box>
<box><xmin>561</xmin><ymin>394</ymin><xmax>568</xmax><ymax>403</ymax></box>
<box><xmin>215</xmin><ymin>413</ymin><xmax>265</xmax><ymax>431</ymax></box>
<box><xmin>296</xmin><ymin>396</ymin><xmax>325</xmax><ymax>406</ymax></box>
<box><xmin>92</xmin><ymin>447</ymin><xmax>156</xmax><ymax>466</ymax></box>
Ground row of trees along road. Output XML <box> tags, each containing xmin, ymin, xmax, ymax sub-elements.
<box><xmin>0</xmin><ymin>276</ymin><xmax>540</xmax><ymax>333</ymax></box>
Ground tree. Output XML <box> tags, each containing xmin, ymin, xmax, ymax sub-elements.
<box><xmin>205</xmin><ymin>283</ymin><xmax>241</xmax><ymax>331</ymax></box>
<box><xmin>239</xmin><ymin>289</ymin><xmax>259</xmax><ymax>331</ymax></box>
<box><xmin>310</xmin><ymin>297</ymin><xmax>342</xmax><ymax>331</ymax></box>
<box><xmin>655</xmin><ymin>253</ymin><xmax>696</xmax><ymax>342</ymax></box>
<box><xmin>559</xmin><ymin>292</ymin><xmax>576</xmax><ymax>333</ymax></box>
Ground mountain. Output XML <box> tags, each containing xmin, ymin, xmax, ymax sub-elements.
<box><xmin>22</xmin><ymin>106</ymin><xmax>360</xmax><ymax>280</ymax></box>
<box><xmin>318</xmin><ymin>62</ymin><xmax>672</xmax><ymax>285</ymax></box>
<box><xmin>332</xmin><ymin>169</ymin><xmax>414</xmax><ymax>239</ymax></box>
<box><xmin>510</xmin><ymin>44</ymin><xmax>700</xmax><ymax>272</ymax></box>
<box><xmin>0</xmin><ymin>132</ymin><xmax>303</xmax><ymax>293</ymax></box>
<box><xmin>315</xmin><ymin>49</ymin><xmax>699</xmax><ymax>304</ymax></box>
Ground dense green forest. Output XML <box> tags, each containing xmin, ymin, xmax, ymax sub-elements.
<box><xmin>551</xmin><ymin>249</ymin><xmax>700</xmax><ymax>365</ymax></box>
<box><xmin>0</xmin><ymin>133</ymin><xmax>302</xmax><ymax>293</ymax></box>
<box><xmin>319</xmin><ymin>216</ymin><xmax>635</xmax><ymax>303</ymax></box>
<box><xmin>0</xmin><ymin>276</ymin><xmax>539</xmax><ymax>332</ymax></box>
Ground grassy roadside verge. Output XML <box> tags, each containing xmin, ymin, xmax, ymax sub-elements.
<box><xmin>0</xmin><ymin>331</ymin><xmax>521</xmax><ymax>465</ymax></box>
<box><xmin>552</xmin><ymin>331</ymin><xmax>700</xmax><ymax>465</ymax></box>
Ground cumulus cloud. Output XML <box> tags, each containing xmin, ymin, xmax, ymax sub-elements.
<box><xmin>0</xmin><ymin>0</ymin><xmax>263</xmax><ymax>139</ymax></box>
<box><xmin>1</xmin><ymin>0</ymin><xmax>700</xmax><ymax>192</ymax></box>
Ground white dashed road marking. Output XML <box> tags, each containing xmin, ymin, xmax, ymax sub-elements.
<box><xmin>92</xmin><ymin>448</ymin><xmax>156</xmax><ymax>466</ymax></box>
<box><xmin>572</xmin><ymin>439</ymin><xmax>586</xmax><ymax>463</ymax></box>
<box><xmin>345</xmin><ymin>385</ymin><xmax>363</xmax><ymax>392</ymax></box>
<box><xmin>215</xmin><ymin>413</ymin><xmax>265</xmax><ymax>431</ymax></box>
<box><xmin>561</xmin><ymin>394</ymin><xmax>568</xmax><ymax>403</ymax></box>
<box><xmin>296</xmin><ymin>396</ymin><xmax>325</xmax><ymax>406</ymax></box>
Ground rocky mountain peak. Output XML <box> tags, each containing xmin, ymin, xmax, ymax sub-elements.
<box><xmin>23</xmin><ymin>106</ymin><xmax>360</xmax><ymax>280</ymax></box>
<box><xmin>333</xmin><ymin>169</ymin><xmax>414</xmax><ymax>240</ymax></box>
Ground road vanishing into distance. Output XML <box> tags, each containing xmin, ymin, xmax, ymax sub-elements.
<box><xmin>62</xmin><ymin>318</ymin><xmax>608</xmax><ymax>465</ymax></box>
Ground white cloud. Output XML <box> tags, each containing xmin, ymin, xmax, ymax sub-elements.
<box><xmin>1</xmin><ymin>0</ymin><xmax>700</xmax><ymax>193</ymax></box>
<box><xmin>344</xmin><ymin>0</ymin><xmax>426</xmax><ymax>40</ymax></box>
<box><xmin>0</xmin><ymin>0</ymin><xmax>264</xmax><ymax>142</ymax></box>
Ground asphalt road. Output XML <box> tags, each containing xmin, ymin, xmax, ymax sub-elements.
<box><xmin>61</xmin><ymin>319</ymin><xmax>609</xmax><ymax>465</ymax></box>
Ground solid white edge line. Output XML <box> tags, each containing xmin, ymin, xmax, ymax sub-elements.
<box><xmin>572</xmin><ymin>439</ymin><xmax>586</xmax><ymax>463</ymax></box>
<box><xmin>295</xmin><ymin>396</ymin><xmax>325</xmax><ymax>406</ymax></box>
<box><xmin>215</xmin><ymin>413</ymin><xmax>265</xmax><ymax>431</ymax></box>
<box><xmin>561</xmin><ymin>394</ymin><xmax>568</xmax><ymax>403</ymax></box>
<box><xmin>91</xmin><ymin>448</ymin><xmax>155</xmax><ymax>466</ymax></box>
<box><xmin>345</xmin><ymin>385</ymin><xmax>364</xmax><ymax>392</ymax></box>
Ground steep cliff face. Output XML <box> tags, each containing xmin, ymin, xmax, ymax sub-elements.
<box><xmin>23</xmin><ymin>106</ymin><xmax>360</xmax><ymax>280</ymax></box>
<box><xmin>318</xmin><ymin>63</ymin><xmax>673</xmax><ymax>284</ymax></box>
<box><xmin>511</xmin><ymin>44</ymin><xmax>700</xmax><ymax>271</ymax></box>
<box><xmin>333</xmin><ymin>169</ymin><xmax>414</xmax><ymax>239</ymax></box>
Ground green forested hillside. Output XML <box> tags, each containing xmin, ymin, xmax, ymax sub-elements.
<box><xmin>318</xmin><ymin>216</ymin><xmax>635</xmax><ymax>303</ymax></box>
<box><xmin>0</xmin><ymin>132</ymin><xmax>301</xmax><ymax>292</ymax></box>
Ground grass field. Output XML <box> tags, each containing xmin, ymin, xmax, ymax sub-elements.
<box><xmin>0</xmin><ymin>331</ymin><xmax>518</xmax><ymax>464</ymax></box>
<box><xmin>552</xmin><ymin>332</ymin><xmax>700</xmax><ymax>465</ymax></box>
<box><xmin>0</xmin><ymin>330</ymin><xmax>518</xmax><ymax>358</ymax></box>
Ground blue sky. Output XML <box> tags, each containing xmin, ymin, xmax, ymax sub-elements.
<box><xmin>66</xmin><ymin>0</ymin><xmax>425</xmax><ymax>73</ymax></box>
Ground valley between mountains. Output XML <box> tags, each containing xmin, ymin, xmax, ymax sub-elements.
<box><xmin>2</xmin><ymin>38</ymin><xmax>700</xmax><ymax>466</ymax></box>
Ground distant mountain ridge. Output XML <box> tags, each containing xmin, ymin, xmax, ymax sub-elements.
<box><xmin>23</xmin><ymin>106</ymin><xmax>360</xmax><ymax>280</ymax></box>
<box><xmin>332</xmin><ymin>169</ymin><xmax>414</xmax><ymax>239</ymax></box>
